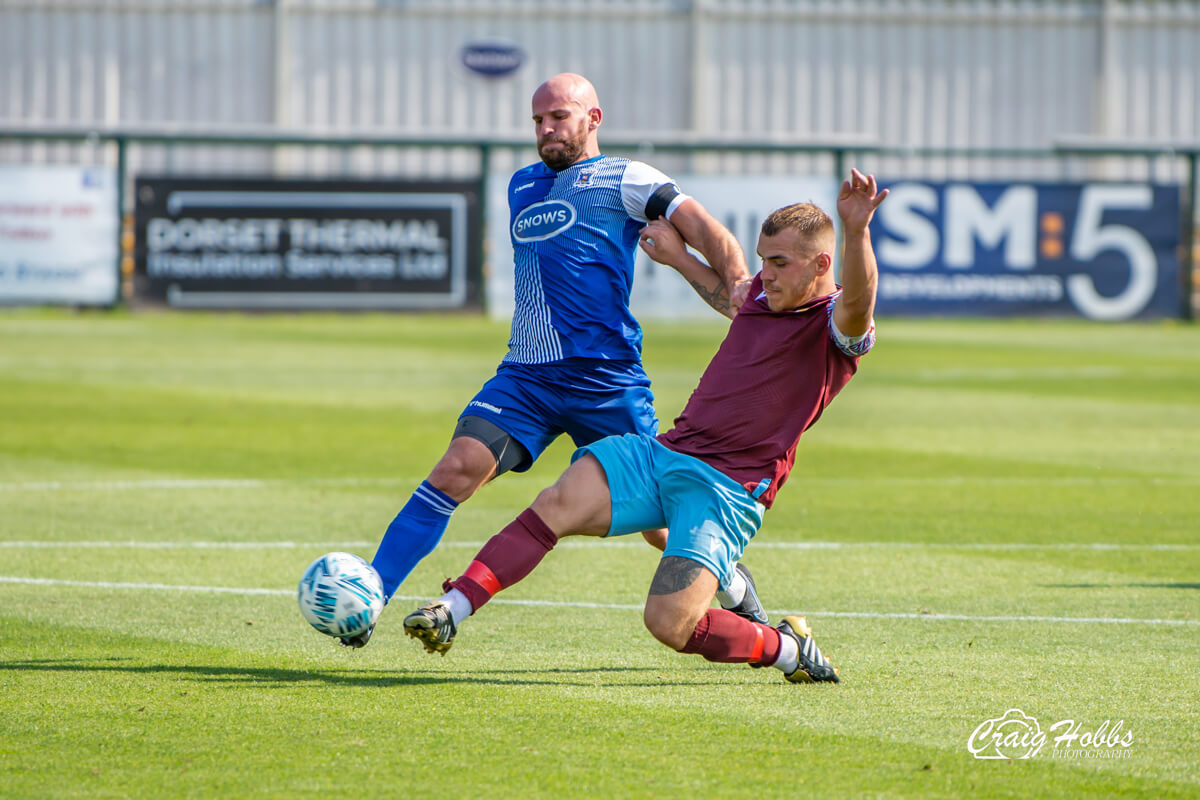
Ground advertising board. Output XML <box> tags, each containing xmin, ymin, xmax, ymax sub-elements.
<box><xmin>135</xmin><ymin>178</ymin><xmax>481</xmax><ymax>309</ymax></box>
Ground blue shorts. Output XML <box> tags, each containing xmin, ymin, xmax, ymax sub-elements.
<box><xmin>460</xmin><ymin>360</ymin><xmax>658</xmax><ymax>472</ymax></box>
<box><xmin>573</xmin><ymin>434</ymin><xmax>765</xmax><ymax>590</ymax></box>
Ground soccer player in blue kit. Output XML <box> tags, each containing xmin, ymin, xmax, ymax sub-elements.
<box><xmin>343</xmin><ymin>73</ymin><xmax>763</xmax><ymax>647</ymax></box>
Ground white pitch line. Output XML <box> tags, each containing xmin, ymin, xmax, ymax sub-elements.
<box><xmin>0</xmin><ymin>576</ymin><xmax>1195</xmax><ymax>627</ymax></box>
<box><xmin>0</xmin><ymin>541</ymin><xmax>334</xmax><ymax>550</ymax></box>
<box><xmin>0</xmin><ymin>477</ymin><xmax>410</xmax><ymax>492</ymax></box>
<box><xmin>0</xmin><ymin>576</ymin><xmax>287</xmax><ymax>596</ymax></box>
<box><xmin>750</xmin><ymin>541</ymin><xmax>1200</xmax><ymax>552</ymax></box>
<box><xmin>1</xmin><ymin>475</ymin><xmax>1199</xmax><ymax>492</ymax></box>
<box><xmin>2</xmin><ymin>540</ymin><xmax>1197</xmax><ymax>552</ymax></box>
<box><xmin>796</xmin><ymin>610</ymin><xmax>1200</xmax><ymax>626</ymax></box>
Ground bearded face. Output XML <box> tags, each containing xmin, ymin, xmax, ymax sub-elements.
<box><xmin>537</xmin><ymin>116</ymin><xmax>590</xmax><ymax>171</ymax></box>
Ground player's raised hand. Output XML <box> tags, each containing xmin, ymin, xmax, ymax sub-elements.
<box><xmin>837</xmin><ymin>168</ymin><xmax>888</xmax><ymax>233</ymax></box>
<box><xmin>639</xmin><ymin>217</ymin><xmax>688</xmax><ymax>268</ymax></box>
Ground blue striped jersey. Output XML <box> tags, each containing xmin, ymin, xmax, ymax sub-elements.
<box><xmin>503</xmin><ymin>154</ymin><xmax>688</xmax><ymax>364</ymax></box>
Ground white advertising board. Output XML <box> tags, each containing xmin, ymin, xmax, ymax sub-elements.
<box><xmin>0</xmin><ymin>164</ymin><xmax>119</xmax><ymax>305</ymax></box>
<box><xmin>486</xmin><ymin>173</ymin><xmax>839</xmax><ymax>320</ymax></box>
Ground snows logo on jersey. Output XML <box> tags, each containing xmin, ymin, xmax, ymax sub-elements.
<box><xmin>512</xmin><ymin>199</ymin><xmax>577</xmax><ymax>242</ymax></box>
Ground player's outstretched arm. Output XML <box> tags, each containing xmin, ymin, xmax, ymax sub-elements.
<box><xmin>656</xmin><ymin>199</ymin><xmax>751</xmax><ymax>316</ymax></box>
<box><xmin>834</xmin><ymin>169</ymin><xmax>888</xmax><ymax>337</ymax></box>
<box><xmin>639</xmin><ymin>218</ymin><xmax>737</xmax><ymax>320</ymax></box>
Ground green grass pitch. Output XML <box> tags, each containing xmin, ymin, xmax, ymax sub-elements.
<box><xmin>1</xmin><ymin>309</ymin><xmax>1197</xmax><ymax>798</ymax></box>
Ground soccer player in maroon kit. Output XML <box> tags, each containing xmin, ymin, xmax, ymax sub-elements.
<box><xmin>403</xmin><ymin>169</ymin><xmax>888</xmax><ymax>683</ymax></box>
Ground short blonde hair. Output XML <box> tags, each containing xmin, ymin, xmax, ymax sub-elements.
<box><xmin>760</xmin><ymin>203</ymin><xmax>834</xmax><ymax>242</ymax></box>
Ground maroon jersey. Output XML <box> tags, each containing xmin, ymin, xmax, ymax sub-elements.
<box><xmin>657</xmin><ymin>273</ymin><xmax>871</xmax><ymax>508</ymax></box>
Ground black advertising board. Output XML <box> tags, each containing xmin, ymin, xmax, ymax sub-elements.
<box><xmin>133</xmin><ymin>178</ymin><xmax>481</xmax><ymax>309</ymax></box>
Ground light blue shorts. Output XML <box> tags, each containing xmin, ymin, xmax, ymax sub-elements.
<box><xmin>572</xmin><ymin>434</ymin><xmax>765</xmax><ymax>590</ymax></box>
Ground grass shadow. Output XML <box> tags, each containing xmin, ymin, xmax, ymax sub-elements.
<box><xmin>0</xmin><ymin>658</ymin><xmax>717</xmax><ymax>688</ymax></box>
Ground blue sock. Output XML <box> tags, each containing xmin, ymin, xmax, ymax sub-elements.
<box><xmin>371</xmin><ymin>481</ymin><xmax>458</xmax><ymax>601</ymax></box>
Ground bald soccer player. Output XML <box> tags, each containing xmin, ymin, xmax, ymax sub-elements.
<box><xmin>341</xmin><ymin>74</ymin><xmax>765</xmax><ymax>648</ymax></box>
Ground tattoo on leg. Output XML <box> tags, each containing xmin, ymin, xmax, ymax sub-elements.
<box><xmin>649</xmin><ymin>557</ymin><xmax>704</xmax><ymax>595</ymax></box>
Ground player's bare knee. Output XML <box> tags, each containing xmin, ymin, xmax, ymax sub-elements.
<box><xmin>530</xmin><ymin>481</ymin><xmax>569</xmax><ymax>520</ymax></box>
<box><xmin>643</xmin><ymin>601</ymin><xmax>692</xmax><ymax>651</ymax></box>
<box><xmin>428</xmin><ymin>445</ymin><xmax>495</xmax><ymax>501</ymax></box>
<box><xmin>641</xmin><ymin>528</ymin><xmax>668</xmax><ymax>551</ymax></box>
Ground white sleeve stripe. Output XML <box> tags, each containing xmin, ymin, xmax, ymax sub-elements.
<box><xmin>831</xmin><ymin>315</ymin><xmax>872</xmax><ymax>348</ymax></box>
<box><xmin>828</xmin><ymin>296</ymin><xmax>876</xmax><ymax>357</ymax></box>
<box><xmin>663</xmin><ymin>193</ymin><xmax>690</xmax><ymax>219</ymax></box>
<box><xmin>620</xmin><ymin>160</ymin><xmax>679</xmax><ymax>221</ymax></box>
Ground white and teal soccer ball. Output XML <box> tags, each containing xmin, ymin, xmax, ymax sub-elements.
<box><xmin>297</xmin><ymin>552</ymin><xmax>385</xmax><ymax>639</ymax></box>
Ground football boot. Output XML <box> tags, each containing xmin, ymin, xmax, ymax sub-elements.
<box><xmin>777</xmin><ymin>615</ymin><xmax>840</xmax><ymax>683</ymax></box>
<box><xmin>403</xmin><ymin>601</ymin><xmax>457</xmax><ymax>655</ymax></box>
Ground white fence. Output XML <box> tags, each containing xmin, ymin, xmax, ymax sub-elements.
<box><xmin>2</xmin><ymin>0</ymin><xmax>1199</xmax><ymax>183</ymax></box>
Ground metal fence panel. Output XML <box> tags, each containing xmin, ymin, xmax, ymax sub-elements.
<box><xmin>1</xmin><ymin>0</ymin><xmax>1198</xmax><ymax>186</ymax></box>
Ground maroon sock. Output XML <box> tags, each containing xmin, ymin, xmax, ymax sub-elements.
<box><xmin>680</xmin><ymin>608</ymin><xmax>782</xmax><ymax>665</ymax></box>
<box><xmin>443</xmin><ymin>508</ymin><xmax>558</xmax><ymax>613</ymax></box>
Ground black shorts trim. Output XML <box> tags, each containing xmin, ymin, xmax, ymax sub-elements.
<box><xmin>453</xmin><ymin>415</ymin><xmax>531</xmax><ymax>476</ymax></box>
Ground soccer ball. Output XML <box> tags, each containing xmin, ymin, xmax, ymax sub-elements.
<box><xmin>297</xmin><ymin>552</ymin><xmax>385</xmax><ymax>639</ymax></box>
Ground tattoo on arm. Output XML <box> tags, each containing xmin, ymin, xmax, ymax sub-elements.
<box><xmin>687</xmin><ymin>277</ymin><xmax>731</xmax><ymax>317</ymax></box>
<box><xmin>649</xmin><ymin>557</ymin><xmax>705</xmax><ymax>595</ymax></box>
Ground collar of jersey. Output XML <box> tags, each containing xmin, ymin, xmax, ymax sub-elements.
<box><xmin>563</xmin><ymin>154</ymin><xmax>604</xmax><ymax>171</ymax></box>
<box><xmin>754</xmin><ymin>287</ymin><xmax>842</xmax><ymax>313</ymax></box>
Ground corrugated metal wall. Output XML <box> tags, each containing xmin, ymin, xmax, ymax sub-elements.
<box><xmin>2</xmin><ymin>0</ymin><xmax>1198</xmax><ymax>183</ymax></box>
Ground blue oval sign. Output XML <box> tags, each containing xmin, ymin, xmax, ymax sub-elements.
<box><xmin>512</xmin><ymin>200</ymin><xmax>576</xmax><ymax>242</ymax></box>
<box><xmin>460</xmin><ymin>41</ymin><xmax>525</xmax><ymax>78</ymax></box>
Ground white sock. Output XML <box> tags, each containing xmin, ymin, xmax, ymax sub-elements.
<box><xmin>772</xmin><ymin>631</ymin><xmax>799</xmax><ymax>674</ymax></box>
<box><xmin>716</xmin><ymin>566</ymin><xmax>747</xmax><ymax>609</ymax></box>
<box><xmin>441</xmin><ymin>588</ymin><xmax>473</xmax><ymax>628</ymax></box>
